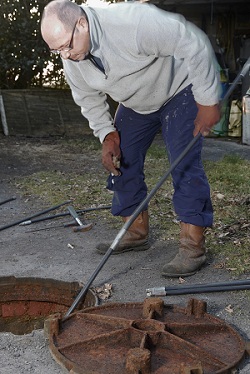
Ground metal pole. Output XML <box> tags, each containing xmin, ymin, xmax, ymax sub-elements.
<box><xmin>0</xmin><ymin>197</ymin><xmax>16</xmax><ymax>206</ymax></box>
<box><xmin>63</xmin><ymin>133</ymin><xmax>202</xmax><ymax>319</ymax></box>
<box><xmin>223</xmin><ymin>57</ymin><xmax>250</xmax><ymax>102</ymax></box>
<box><xmin>63</xmin><ymin>58</ymin><xmax>250</xmax><ymax>320</ymax></box>
<box><xmin>0</xmin><ymin>200</ymin><xmax>71</xmax><ymax>231</ymax></box>
<box><xmin>19</xmin><ymin>205</ymin><xmax>111</xmax><ymax>226</ymax></box>
<box><xmin>170</xmin><ymin>284</ymin><xmax>250</xmax><ymax>295</ymax></box>
<box><xmin>146</xmin><ymin>279</ymin><xmax>250</xmax><ymax>297</ymax></box>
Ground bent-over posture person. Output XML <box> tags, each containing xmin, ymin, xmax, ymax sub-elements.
<box><xmin>41</xmin><ymin>0</ymin><xmax>221</xmax><ymax>277</ymax></box>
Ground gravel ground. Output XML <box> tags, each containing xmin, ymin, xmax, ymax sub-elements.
<box><xmin>0</xmin><ymin>133</ymin><xmax>250</xmax><ymax>373</ymax></box>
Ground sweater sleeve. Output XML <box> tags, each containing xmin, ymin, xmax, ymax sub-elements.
<box><xmin>136</xmin><ymin>5</ymin><xmax>220</xmax><ymax>106</ymax></box>
<box><xmin>63</xmin><ymin>60</ymin><xmax>116</xmax><ymax>143</ymax></box>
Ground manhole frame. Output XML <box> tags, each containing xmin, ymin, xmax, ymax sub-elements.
<box><xmin>0</xmin><ymin>276</ymin><xmax>98</xmax><ymax>335</ymax></box>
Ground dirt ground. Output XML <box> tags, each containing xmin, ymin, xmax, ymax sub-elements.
<box><xmin>0</xmin><ymin>132</ymin><xmax>250</xmax><ymax>373</ymax></box>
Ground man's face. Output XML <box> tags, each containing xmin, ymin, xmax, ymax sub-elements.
<box><xmin>42</xmin><ymin>16</ymin><xmax>90</xmax><ymax>62</ymax></box>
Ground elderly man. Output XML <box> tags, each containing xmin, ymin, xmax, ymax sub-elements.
<box><xmin>41</xmin><ymin>0</ymin><xmax>221</xmax><ymax>277</ymax></box>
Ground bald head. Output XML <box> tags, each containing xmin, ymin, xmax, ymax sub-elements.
<box><xmin>41</xmin><ymin>0</ymin><xmax>84</xmax><ymax>46</ymax></box>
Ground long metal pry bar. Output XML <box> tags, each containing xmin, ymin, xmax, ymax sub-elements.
<box><xmin>63</xmin><ymin>57</ymin><xmax>250</xmax><ymax>320</ymax></box>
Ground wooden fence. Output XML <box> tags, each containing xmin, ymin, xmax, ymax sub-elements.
<box><xmin>0</xmin><ymin>89</ymin><xmax>116</xmax><ymax>137</ymax></box>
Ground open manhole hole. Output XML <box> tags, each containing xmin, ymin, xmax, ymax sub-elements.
<box><xmin>0</xmin><ymin>276</ymin><xmax>98</xmax><ymax>335</ymax></box>
<box><xmin>46</xmin><ymin>297</ymin><xmax>249</xmax><ymax>374</ymax></box>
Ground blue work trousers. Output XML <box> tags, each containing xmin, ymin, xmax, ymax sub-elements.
<box><xmin>107</xmin><ymin>85</ymin><xmax>213</xmax><ymax>227</ymax></box>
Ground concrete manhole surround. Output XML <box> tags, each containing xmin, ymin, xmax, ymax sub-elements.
<box><xmin>46</xmin><ymin>297</ymin><xmax>249</xmax><ymax>374</ymax></box>
<box><xmin>0</xmin><ymin>276</ymin><xmax>98</xmax><ymax>335</ymax></box>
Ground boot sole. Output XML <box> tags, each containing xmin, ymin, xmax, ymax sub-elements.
<box><xmin>161</xmin><ymin>270</ymin><xmax>198</xmax><ymax>278</ymax></box>
<box><xmin>96</xmin><ymin>242</ymin><xmax>150</xmax><ymax>255</ymax></box>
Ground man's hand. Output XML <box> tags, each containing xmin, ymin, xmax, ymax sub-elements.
<box><xmin>102</xmin><ymin>131</ymin><xmax>121</xmax><ymax>176</ymax></box>
<box><xmin>194</xmin><ymin>103</ymin><xmax>221</xmax><ymax>137</ymax></box>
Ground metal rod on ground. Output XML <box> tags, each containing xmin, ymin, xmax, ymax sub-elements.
<box><xmin>25</xmin><ymin>221</ymin><xmax>78</xmax><ymax>233</ymax></box>
<box><xmin>0</xmin><ymin>197</ymin><xmax>16</xmax><ymax>206</ymax></box>
<box><xmin>0</xmin><ymin>200</ymin><xmax>72</xmax><ymax>232</ymax></box>
<box><xmin>63</xmin><ymin>59</ymin><xmax>250</xmax><ymax>320</ymax></box>
<box><xmin>167</xmin><ymin>284</ymin><xmax>250</xmax><ymax>295</ymax></box>
<box><xmin>147</xmin><ymin>284</ymin><xmax>250</xmax><ymax>297</ymax></box>
<box><xmin>63</xmin><ymin>133</ymin><xmax>202</xmax><ymax>320</ymax></box>
<box><xmin>146</xmin><ymin>279</ymin><xmax>250</xmax><ymax>297</ymax></box>
<box><xmin>154</xmin><ymin>278</ymin><xmax>250</xmax><ymax>291</ymax></box>
<box><xmin>19</xmin><ymin>205</ymin><xmax>111</xmax><ymax>226</ymax></box>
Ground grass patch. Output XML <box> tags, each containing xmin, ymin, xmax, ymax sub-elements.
<box><xmin>15</xmin><ymin>170</ymin><xmax>110</xmax><ymax>207</ymax></box>
<box><xmin>204</xmin><ymin>154</ymin><xmax>250</xmax><ymax>275</ymax></box>
<box><xmin>59</xmin><ymin>135</ymin><xmax>101</xmax><ymax>152</ymax></box>
<box><xmin>14</xmin><ymin>142</ymin><xmax>250</xmax><ymax>275</ymax></box>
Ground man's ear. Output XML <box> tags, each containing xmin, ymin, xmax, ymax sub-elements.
<box><xmin>79</xmin><ymin>17</ymin><xmax>89</xmax><ymax>32</ymax></box>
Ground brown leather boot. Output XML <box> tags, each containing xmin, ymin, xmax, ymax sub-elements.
<box><xmin>162</xmin><ymin>222</ymin><xmax>206</xmax><ymax>277</ymax></box>
<box><xmin>96</xmin><ymin>210</ymin><xmax>150</xmax><ymax>254</ymax></box>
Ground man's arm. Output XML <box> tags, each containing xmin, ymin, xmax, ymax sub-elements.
<box><xmin>63</xmin><ymin>60</ymin><xmax>121</xmax><ymax>173</ymax></box>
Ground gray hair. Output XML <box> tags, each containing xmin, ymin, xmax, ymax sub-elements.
<box><xmin>42</xmin><ymin>0</ymin><xmax>85</xmax><ymax>32</ymax></box>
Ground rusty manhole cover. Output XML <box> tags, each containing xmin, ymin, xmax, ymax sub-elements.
<box><xmin>0</xmin><ymin>276</ymin><xmax>98</xmax><ymax>335</ymax></box>
<box><xmin>46</xmin><ymin>297</ymin><xmax>248</xmax><ymax>374</ymax></box>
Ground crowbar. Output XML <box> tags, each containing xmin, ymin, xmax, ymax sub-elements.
<box><xmin>63</xmin><ymin>133</ymin><xmax>202</xmax><ymax>320</ymax></box>
<box><xmin>63</xmin><ymin>58</ymin><xmax>250</xmax><ymax>320</ymax></box>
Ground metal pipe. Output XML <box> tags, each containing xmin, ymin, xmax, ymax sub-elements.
<box><xmin>0</xmin><ymin>200</ymin><xmax>71</xmax><ymax>231</ymax></box>
<box><xmin>222</xmin><ymin>57</ymin><xmax>250</xmax><ymax>102</ymax></box>
<box><xmin>63</xmin><ymin>133</ymin><xmax>202</xmax><ymax>319</ymax></box>
<box><xmin>0</xmin><ymin>197</ymin><xmax>16</xmax><ymax>206</ymax></box>
<box><xmin>25</xmin><ymin>221</ymin><xmax>78</xmax><ymax>233</ymax></box>
<box><xmin>19</xmin><ymin>205</ymin><xmax>111</xmax><ymax>226</ymax></box>
<box><xmin>169</xmin><ymin>284</ymin><xmax>250</xmax><ymax>295</ymax></box>
<box><xmin>63</xmin><ymin>58</ymin><xmax>250</xmax><ymax>320</ymax></box>
<box><xmin>146</xmin><ymin>279</ymin><xmax>250</xmax><ymax>297</ymax></box>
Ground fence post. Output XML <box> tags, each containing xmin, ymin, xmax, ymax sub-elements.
<box><xmin>0</xmin><ymin>95</ymin><xmax>8</xmax><ymax>135</ymax></box>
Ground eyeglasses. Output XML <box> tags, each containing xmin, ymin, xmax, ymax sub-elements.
<box><xmin>50</xmin><ymin>21</ymin><xmax>77</xmax><ymax>55</ymax></box>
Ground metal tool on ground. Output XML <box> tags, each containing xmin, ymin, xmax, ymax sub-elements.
<box><xmin>0</xmin><ymin>197</ymin><xmax>16</xmax><ymax>206</ymax></box>
<box><xmin>63</xmin><ymin>58</ymin><xmax>250</xmax><ymax>320</ymax></box>
<box><xmin>67</xmin><ymin>205</ymin><xmax>93</xmax><ymax>232</ymax></box>
<box><xmin>25</xmin><ymin>220</ymin><xmax>78</xmax><ymax>233</ymax></box>
<box><xmin>0</xmin><ymin>200</ymin><xmax>72</xmax><ymax>232</ymax></box>
<box><xmin>19</xmin><ymin>205</ymin><xmax>111</xmax><ymax>226</ymax></box>
<box><xmin>146</xmin><ymin>278</ymin><xmax>250</xmax><ymax>297</ymax></box>
<box><xmin>64</xmin><ymin>220</ymin><xmax>78</xmax><ymax>227</ymax></box>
